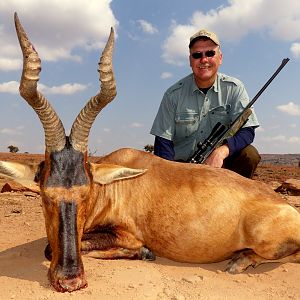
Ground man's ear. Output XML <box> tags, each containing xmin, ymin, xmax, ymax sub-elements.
<box><xmin>90</xmin><ymin>163</ymin><xmax>147</xmax><ymax>185</ymax></box>
<box><xmin>0</xmin><ymin>161</ymin><xmax>40</xmax><ymax>192</ymax></box>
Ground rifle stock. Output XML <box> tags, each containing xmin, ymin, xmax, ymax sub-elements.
<box><xmin>188</xmin><ymin>58</ymin><xmax>290</xmax><ymax>164</ymax></box>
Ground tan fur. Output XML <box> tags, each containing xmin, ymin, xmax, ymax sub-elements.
<box><xmin>86</xmin><ymin>148</ymin><xmax>300</xmax><ymax>264</ymax></box>
<box><xmin>0</xmin><ymin>161</ymin><xmax>40</xmax><ymax>192</ymax></box>
<box><xmin>1</xmin><ymin>147</ymin><xmax>300</xmax><ymax>291</ymax></box>
<box><xmin>90</xmin><ymin>163</ymin><xmax>146</xmax><ymax>184</ymax></box>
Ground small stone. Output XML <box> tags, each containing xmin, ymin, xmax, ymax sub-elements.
<box><xmin>172</xmin><ymin>294</ymin><xmax>185</xmax><ymax>300</ymax></box>
<box><xmin>143</xmin><ymin>291</ymin><xmax>153</xmax><ymax>297</ymax></box>
<box><xmin>163</xmin><ymin>288</ymin><xmax>172</xmax><ymax>296</ymax></box>
<box><xmin>128</xmin><ymin>284</ymin><xmax>137</xmax><ymax>289</ymax></box>
<box><xmin>182</xmin><ymin>275</ymin><xmax>202</xmax><ymax>284</ymax></box>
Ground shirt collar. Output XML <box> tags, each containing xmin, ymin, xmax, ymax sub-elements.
<box><xmin>192</xmin><ymin>73</ymin><xmax>220</xmax><ymax>93</ymax></box>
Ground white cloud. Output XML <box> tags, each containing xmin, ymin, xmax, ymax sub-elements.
<box><xmin>277</xmin><ymin>102</ymin><xmax>300</xmax><ymax>116</ymax></box>
<box><xmin>130</xmin><ymin>122</ymin><xmax>143</xmax><ymax>128</ymax></box>
<box><xmin>259</xmin><ymin>134</ymin><xmax>300</xmax><ymax>143</ymax></box>
<box><xmin>162</xmin><ymin>0</ymin><xmax>300</xmax><ymax>65</ymax></box>
<box><xmin>261</xmin><ymin>135</ymin><xmax>286</xmax><ymax>142</ymax></box>
<box><xmin>0</xmin><ymin>127</ymin><xmax>23</xmax><ymax>135</ymax></box>
<box><xmin>288</xmin><ymin>136</ymin><xmax>300</xmax><ymax>143</ymax></box>
<box><xmin>0</xmin><ymin>58</ymin><xmax>22</xmax><ymax>71</ymax></box>
<box><xmin>160</xmin><ymin>72</ymin><xmax>173</xmax><ymax>79</ymax></box>
<box><xmin>0</xmin><ymin>81</ymin><xmax>19</xmax><ymax>94</ymax></box>
<box><xmin>291</xmin><ymin>43</ymin><xmax>300</xmax><ymax>58</ymax></box>
<box><xmin>39</xmin><ymin>83</ymin><xmax>88</xmax><ymax>95</ymax></box>
<box><xmin>0</xmin><ymin>0</ymin><xmax>118</xmax><ymax>70</ymax></box>
<box><xmin>137</xmin><ymin>20</ymin><xmax>158</xmax><ymax>34</ymax></box>
<box><xmin>0</xmin><ymin>81</ymin><xmax>87</xmax><ymax>95</ymax></box>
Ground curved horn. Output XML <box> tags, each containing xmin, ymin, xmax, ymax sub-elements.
<box><xmin>14</xmin><ymin>12</ymin><xmax>66</xmax><ymax>153</ymax></box>
<box><xmin>69</xmin><ymin>27</ymin><xmax>117</xmax><ymax>152</ymax></box>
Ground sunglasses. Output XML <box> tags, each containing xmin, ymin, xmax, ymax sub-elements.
<box><xmin>191</xmin><ymin>50</ymin><xmax>216</xmax><ymax>59</ymax></box>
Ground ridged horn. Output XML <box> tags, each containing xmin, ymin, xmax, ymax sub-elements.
<box><xmin>14</xmin><ymin>12</ymin><xmax>66</xmax><ymax>153</ymax></box>
<box><xmin>69</xmin><ymin>27</ymin><xmax>117</xmax><ymax>152</ymax></box>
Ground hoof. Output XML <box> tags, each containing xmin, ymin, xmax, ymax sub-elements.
<box><xmin>225</xmin><ymin>250</ymin><xmax>257</xmax><ymax>274</ymax></box>
<box><xmin>140</xmin><ymin>246</ymin><xmax>156</xmax><ymax>261</ymax></box>
<box><xmin>225</xmin><ymin>261</ymin><xmax>243</xmax><ymax>274</ymax></box>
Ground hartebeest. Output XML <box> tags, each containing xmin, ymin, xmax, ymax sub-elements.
<box><xmin>1</xmin><ymin>13</ymin><xmax>300</xmax><ymax>293</ymax></box>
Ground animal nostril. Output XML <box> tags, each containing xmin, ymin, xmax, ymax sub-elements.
<box><xmin>58</xmin><ymin>276</ymin><xmax>87</xmax><ymax>292</ymax></box>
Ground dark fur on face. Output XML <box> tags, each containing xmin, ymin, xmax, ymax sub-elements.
<box><xmin>58</xmin><ymin>201</ymin><xmax>82</xmax><ymax>277</ymax></box>
<box><xmin>46</xmin><ymin>137</ymin><xmax>88</xmax><ymax>188</ymax></box>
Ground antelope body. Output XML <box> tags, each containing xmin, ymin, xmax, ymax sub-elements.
<box><xmin>1</xmin><ymin>13</ymin><xmax>300</xmax><ymax>293</ymax></box>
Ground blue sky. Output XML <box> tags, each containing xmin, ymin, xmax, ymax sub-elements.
<box><xmin>0</xmin><ymin>0</ymin><xmax>299</xmax><ymax>155</ymax></box>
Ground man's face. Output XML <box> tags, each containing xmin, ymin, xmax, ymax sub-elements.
<box><xmin>189</xmin><ymin>39</ymin><xmax>222</xmax><ymax>88</ymax></box>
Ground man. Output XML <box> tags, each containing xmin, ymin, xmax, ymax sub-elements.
<box><xmin>150</xmin><ymin>29</ymin><xmax>260</xmax><ymax>178</ymax></box>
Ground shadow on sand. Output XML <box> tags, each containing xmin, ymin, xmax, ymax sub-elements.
<box><xmin>152</xmin><ymin>255</ymin><xmax>284</xmax><ymax>274</ymax></box>
<box><xmin>0</xmin><ymin>237</ymin><xmax>49</xmax><ymax>287</ymax></box>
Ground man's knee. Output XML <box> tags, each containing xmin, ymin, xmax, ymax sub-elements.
<box><xmin>240</xmin><ymin>145</ymin><xmax>261</xmax><ymax>166</ymax></box>
<box><xmin>224</xmin><ymin>145</ymin><xmax>261</xmax><ymax>179</ymax></box>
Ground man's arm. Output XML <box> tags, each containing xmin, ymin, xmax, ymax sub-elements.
<box><xmin>226</xmin><ymin>126</ymin><xmax>255</xmax><ymax>156</ymax></box>
<box><xmin>154</xmin><ymin>136</ymin><xmax>175</xmax><ymax>161</ymax></box>
<box><xmin>204</xmin><ymin>127</ymin><xmax>255</xmax><ymax>167</ymax></box>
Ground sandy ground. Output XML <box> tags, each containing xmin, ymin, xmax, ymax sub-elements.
<box><xmin>1</xmin><ymin>153</ymin><xmax>300</xmax><ymax>300</ymax></box>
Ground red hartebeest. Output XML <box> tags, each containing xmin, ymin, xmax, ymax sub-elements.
<box><xmin>0</xmin><ymin>13</ymin><xmax>300</xmax><ymax>293</ymax></box>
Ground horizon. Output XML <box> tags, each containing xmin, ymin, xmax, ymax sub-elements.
<box><xmin>1</xmin><ymin>150</ymin><xmax>300</xmax><ymax>156</ymax></box>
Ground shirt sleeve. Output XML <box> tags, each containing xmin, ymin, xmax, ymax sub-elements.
<box><xmin>150</xmin><ymin>92</ymin><xmax>176</xmax><ymax>140</ymax></box>
<box><xmin>154</xmin><ymin>136</ymin><xmax>175</xmax><ymax>161</ymax></box>
<box><xmin>229</xmin><ymin>81</ymin><xmax>260</xmax><ymax>128</ymax></box>
<box><xmin>226</xmin><ymin>127</ymin><xmax>255</xmax><ymax>156</ymax></box>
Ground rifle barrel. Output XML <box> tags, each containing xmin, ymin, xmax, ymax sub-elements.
<box><xmin>248</xmin><ymin>58</ymin><xmax>290</xmax><ymax>109</ymax></box>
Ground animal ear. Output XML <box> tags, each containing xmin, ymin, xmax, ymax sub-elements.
<box><xmin>0</xmin><ymin>161</ymin><xmax>40</xmax><ymax>192</ymax></box>
<box><xmin>90</xmin><ymin>163</ymin><xmax>147</xmax><ymax>185</ymax></box>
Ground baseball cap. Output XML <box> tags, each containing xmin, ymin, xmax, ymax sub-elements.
<box><xmin>189</xmin><ymin>29</ymin><xmax>220</xmax><ymax>48</ymax></box>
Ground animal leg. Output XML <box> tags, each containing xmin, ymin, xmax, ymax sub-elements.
<box><xmin>44</xmin><ymin>241</ymin><xmax>154</xmax><ymax>261</ymax></box>
<box><xmin>83</xmin><ymin>246</ymin><xmax>155</xmax><ymax>260</ymax></box>
<box><xmin>81</xmin><ymin>228</ymin><xmax>155</xmax><ymax>261</ymax></box>
<box><xmin>226</xmin><ymin>249</ymin><xmax>300</xmax><ymax>274</ymax></box>
<box><xmin>226</xmin><ymin>249</ymin><xmax>263</xmax><ymax>273</ymax></box>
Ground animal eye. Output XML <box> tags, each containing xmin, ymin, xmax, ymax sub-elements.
<box><xmin>34</xmin><ymin>161</ymin><xmax>45</xmax><ymax>182</ymax></box>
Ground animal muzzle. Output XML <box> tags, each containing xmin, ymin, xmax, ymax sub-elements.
<box><xmin>49</xmin><ymin>264</ymin><xmax>87</xmax><ymax>292</ymax></box>
<box><xmin>48</xmin><ymin>201</ymin><xmax>87</xmax><ymax>292</ymax></box>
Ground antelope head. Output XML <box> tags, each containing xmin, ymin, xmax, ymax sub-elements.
<box><xmin>14</xmin><ymin>12</ymin><xmax>116</xmax><ymax>292</ymax></box>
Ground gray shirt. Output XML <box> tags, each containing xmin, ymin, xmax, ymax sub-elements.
<box><xmin>150</xmin><ymin>72</ymin><xmax>259</xmax><ymax>161</ymax></box>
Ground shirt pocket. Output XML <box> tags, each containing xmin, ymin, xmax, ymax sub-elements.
<box><xmin>175</xmin><ymin>112</ymin><xmax>199</xmax><ymax>139</ymax></box>
<box><xmin>208</xmin><ymin>104</ymin><xmax>231</xmax><ymax>128</ymax></box>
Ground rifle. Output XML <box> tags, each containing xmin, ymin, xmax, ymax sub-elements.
<box><xmin>188</xmin><ymin>58</ymin><xmax>290</xmax><ymax>164</ymax></box>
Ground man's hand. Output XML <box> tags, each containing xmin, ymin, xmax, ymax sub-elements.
<box><xmin>204</xmin><ymin>144</ymin><xmax>229</xmax><ymax>168</ymax></box>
